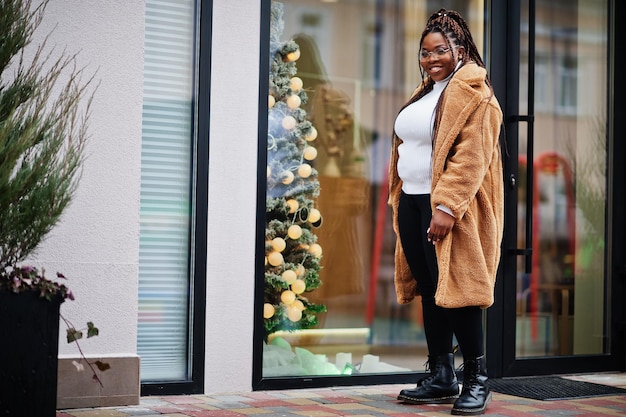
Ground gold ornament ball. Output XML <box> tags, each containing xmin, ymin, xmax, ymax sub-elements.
<box><xmin>291</xmin><ymin>279</ymin><xmax>306</xmax><ymax>294</ymax></box>
<box><xmin>307</xmin><ymin>208</ymin><xmax>321</xmax><ymax>223</ymax></box>
<box><xmin>281</xmin><ymin>290</ymin><xmax>296</xmax><ymax>305</ymax></box>
<box><xmin>287</xmin><ymin>224</ymin><xmax>302</xmax><ymax>239</ymax></box>
<box><xmin>286</xmin><ymin>94</ymin><xmax>301</xmax><ymax>109</ymax></box>
<box><xmin>290</xmin><ymin>76</ymin><xmax>303</xmax><ymax>91</ymax></box>
<box><xmin>263</xmin><ymin>303</ymin><xmax>275</xmax><ymax>318</ymax></box>
<box><xmin>303</xmin><ymin>146</ymin><xmax>317</xmax><ymax>161</ymax></box>
<box><xmin>282</xmin><ymin>269</ymin><xmax>297</xmax><ymax>284</ymax></box>
<box><xmin>296</xmin><ymin>264</ymin><xmax>305</xmax><ymax>276</ymax></box>
<box><xmin>286</xmin><ymin>199</ymin><xmax>299</xmax><ymax>213</ymax></box>
<box><xmin>309</xmin><ymin>243</ymin><xmax>323</xmax><ymax>257</ymax></box>
<box><xmin>281</xmin><ymin>171</ymin><xmax>294</xmax><ymax>184</ymax></box>
<box><xmin>268</xmin><ymin>94</ymin><xmax>275</xmax><ymax>108</ymax></box>
<box><xmin>267</xmin><ymin>251</ymin><xmax>284</xmax><ymax>266</ymax></box>
<box><xmin>287</xmin><ymin>306</ymin><xmax>302</xmax><ymax>322</ymax></box>
<box><xmin>297</xmin><ymin>163</ymin><xmax>312</xmax><ymax>178</ymax></box>
<box><xmin>306</xmin><ymin>126</ymin><xmax>318</xmax><ymax>141</ymax></box>
<box><xmin>286</xmin><ymin>49</ymin><xmax>301</xmax><ymax>62</ymax></box>
<box><xmin>282</xmin><ymin>115</ymin><xmax>297</xmax><ymax>130</ymax></box>
<box><xmin>292</xmin><ymin>299</ymin><xmax>305</xmax><ymax>311</ymax></box>
<box><xmin>271</xmin><ymin>237</ymin><xmax>286</xmax><ymax>252</ymax></box>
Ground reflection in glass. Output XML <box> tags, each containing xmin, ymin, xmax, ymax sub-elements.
<box><xmin>515</xmin><ymin>0</ymin><xmax>608</xmax><ymax>357</ymax></box>
<box><xmin>263</xmin><ymin>2</ymin><xmax>327</xmax><ymax>377</ymax></box>
<box><xmin>263</xmin><ymin>0</ymin><xmax>485</xmax><ymax>377</ymax></box>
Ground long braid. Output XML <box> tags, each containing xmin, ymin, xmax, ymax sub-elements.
<box><xmin>434</xmin><ymin>9</ymin><xmax>505</xmax><ymax>153</ymax></box>
<box><xmin>441</xmin><ymin>10</ymin><xmax>485</xmax><ymax>68</ymax></box>
<box><xmin>417</xmin><ymin>9</ymin><xmax>498</xmax><ymax>143</ymax></box>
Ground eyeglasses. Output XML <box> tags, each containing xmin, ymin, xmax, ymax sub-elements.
<box><xmin>419</xmin><ymin>47</ymin><xmax>452</xmax><ymax>60</ymax></box>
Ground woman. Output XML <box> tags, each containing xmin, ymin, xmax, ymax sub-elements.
<box><xmin>388</xmin><ymin>9</ymin><xmax>504</xmax><ymax>416</ymax></box>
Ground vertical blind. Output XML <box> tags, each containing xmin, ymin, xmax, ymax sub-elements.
<box><xmin>138</xmin><ymin>0</ymin><xmax>196</xmax><ymax>381</ymax></box>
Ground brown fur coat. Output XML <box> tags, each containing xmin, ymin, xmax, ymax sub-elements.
<box><xmin>388</xmin><ymin>62</ymin><xmax>504</xmax><ymax>308</ymax></box>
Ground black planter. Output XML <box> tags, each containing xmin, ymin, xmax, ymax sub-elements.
<box><xmin>0</xmin><ymin>291</ymin><xmax>63</xmax><ymax>417</ymax></box>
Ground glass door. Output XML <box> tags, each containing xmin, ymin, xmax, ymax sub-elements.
<box><xmin>491</xmin><ymin>0</ymin><xmax>621</xmax><ymax>376</ymax></box>
<box><xmin>517</xmin><ymin>0</ymin><xmax>609</xmax><ymax>359</ymax></box>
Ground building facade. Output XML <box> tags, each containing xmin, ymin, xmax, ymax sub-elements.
<box><xmin>26</xmin><ymin>0</ymin><xmax>624</xmax><ymax>408</ymax></box>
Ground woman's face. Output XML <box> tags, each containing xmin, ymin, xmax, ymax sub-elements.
<box><xmin>419</xmin><ymin>32</ymin><xmax>463</xmax><ymax>82</ymax></box>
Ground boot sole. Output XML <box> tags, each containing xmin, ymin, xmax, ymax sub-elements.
<box><xmin>450</xmin><ymin>392</ymin><xmax>492</xmax><ymax>415</ymax></box>
<box><xmin>397</xmin><ymin>393</ymin><xmax>459</xmax><ymax>405</ymax></box>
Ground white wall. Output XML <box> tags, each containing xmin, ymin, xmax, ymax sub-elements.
<box><xmin>23</xmin><ymin>0</ymin><xmax>260</xmax><ymax>394</ymax></box>
<box><xmin>26</xmin><ymin>0</ymin><xmax>145</xmax><ymax>357</ymax></box>
<box><xmin>205</xmin><ymin>0</ymin><xmax>261</xmax><ymax>393</ymax></box>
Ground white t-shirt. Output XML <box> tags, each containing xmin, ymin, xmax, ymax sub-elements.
<box><xmin>394</xmin><ymin>75</ymin><xmax>452</xmax><ymax>195</ymax></box>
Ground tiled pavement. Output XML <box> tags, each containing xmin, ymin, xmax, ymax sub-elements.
<box><xmin>56</xmin><ymin>374</ymin><xmax>626</xmax><ymax>417</ymax></box>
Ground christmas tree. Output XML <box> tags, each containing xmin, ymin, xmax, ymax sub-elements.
<box><xmin>263</xmin><ymin>1</ymin><xmax>326</xmax><ymax>341</ymax></box>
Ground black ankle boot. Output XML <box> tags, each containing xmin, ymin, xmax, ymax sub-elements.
<box><xmin>397</xmin><ymin>353</ymin><xmax>459</xmax><ymax>404</ymax></box>
<box><xmin>451</xmin><ymin>355</ymin><xmax>491</xmax><ymax>415</ymax></box>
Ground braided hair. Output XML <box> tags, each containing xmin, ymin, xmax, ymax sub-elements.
<box><xmin>410</xmin><ymin>9</ymin><xmax>503</xmax><ymax>153</ymax></box>
<box><xmin>414</xmin><ymin>8</ymin><xmax>492</xmax><ymax>101</ymax></box>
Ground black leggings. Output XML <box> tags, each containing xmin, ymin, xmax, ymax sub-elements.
<box><xmin>397</xmin><ymin>191</ymin><xmax>484</xmax><ymax>360</ymax></box>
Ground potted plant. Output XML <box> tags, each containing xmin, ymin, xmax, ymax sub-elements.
<box><xmin>0</xmin><ymin>1</ymin><xmax>106</xmax><ymax>415</ymax></box>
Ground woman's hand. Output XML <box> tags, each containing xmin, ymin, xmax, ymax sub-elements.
<box><xmin>427</xmin><ymin>210</ymin><xmax>455</xmax><ymax>244</ymax></box>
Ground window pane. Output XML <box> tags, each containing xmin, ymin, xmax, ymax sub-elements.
<box><xmin>263</xmin><ymin>0</ymin><xmax>486</xmax><ymax>377</ymax></box>
<box><xmin>138</xmin><ymin>0</ymin><xmax>196</xmax><ymax>381</ymax></box>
